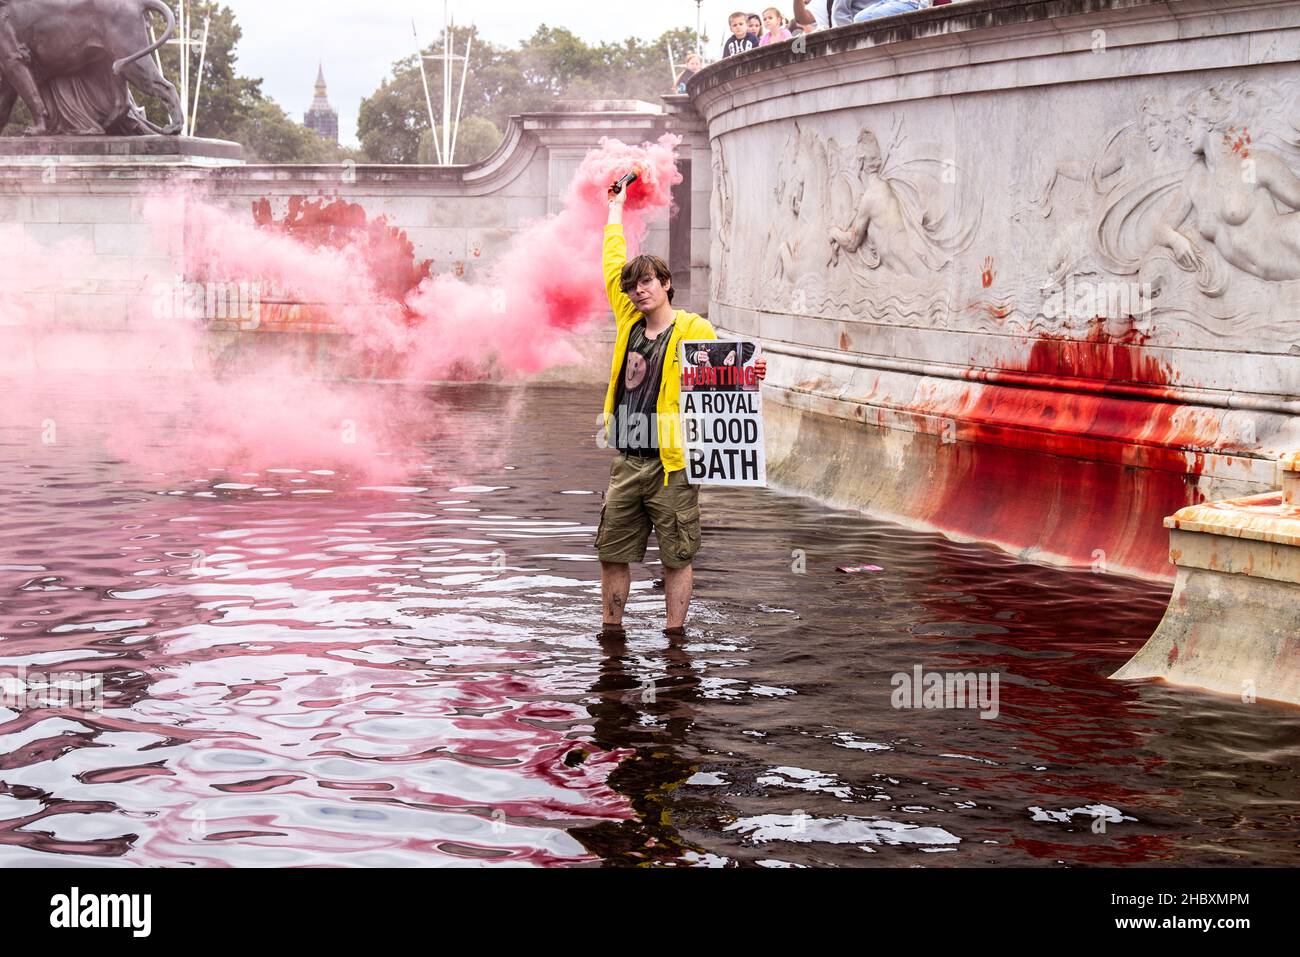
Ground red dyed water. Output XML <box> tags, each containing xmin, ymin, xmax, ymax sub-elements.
<box><xmin>3</xmin><ymin>381</ymin><xmax>1297</xmax><ymax>867</ymax></box>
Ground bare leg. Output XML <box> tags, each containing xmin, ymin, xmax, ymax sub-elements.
<box><xmin>600</xmin><ymin>560</ymin><xmax>631</xmax><ymax>626</ymax></box>
<box><xmin>663</xmin><ymin>562</ymin><xmax>693</xmax><ymax>630</ymax></box>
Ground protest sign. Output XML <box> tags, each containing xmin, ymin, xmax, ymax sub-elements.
<box><xmin>679</xmin><ymin>339</ymin><xmax>766</xmax><ymax>486</ymax></box>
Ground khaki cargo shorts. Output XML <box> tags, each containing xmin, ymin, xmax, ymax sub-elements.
<box><xmin>595</xmin><ymin>453</ymin><xmax>702</xmax><ymax>568</ymax></box>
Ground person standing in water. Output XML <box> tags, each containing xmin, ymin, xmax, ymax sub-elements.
<box><xmin>597</xmin><ymin>179</ymin><xmax>766</xmax><ymax>637</ymax></box>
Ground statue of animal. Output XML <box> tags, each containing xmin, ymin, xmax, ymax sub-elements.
<box><xmin>0</xmin><ymin>0</ymin><xmax>182</xmax><ymax>135</ymax></box>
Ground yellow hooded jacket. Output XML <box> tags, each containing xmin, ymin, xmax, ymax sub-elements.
<box><xmin>601</xmin><ymin>223</ymin><xmax>716</xmax><ymax>485</ymax></box>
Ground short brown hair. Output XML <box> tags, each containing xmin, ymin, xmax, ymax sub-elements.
<box><xmin>620</xmin><ymin>254</ymin><xmax>673</xmax><ymax>302</ymax></box>
<box><xmin>729</xmin><ymin>12</ymin><xmax>748</xmax><ymax>23</ymax></box>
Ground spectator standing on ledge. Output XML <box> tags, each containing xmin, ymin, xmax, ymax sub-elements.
<box><xmin>723</xmin><ymin>11</ymin><xmax>758</xmax><ymax>56</ymax></box>
<box><xmin>675</xmin><ymin>53</ymin><xmax>702</xmax><ymax>92</ymax></box>
<box><xmin>760</xmin><ymin>7</ymin><xmax>793</xmax><ymax>44</ymax></box>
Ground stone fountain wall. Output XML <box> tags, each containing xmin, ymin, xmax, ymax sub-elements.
<box><xmin>0</xmin><ymin>101</ymin><xmax>674</xmax><ymax>383</ymax></box>
<box><xmin>684</xmin><ymin>0</ymin><xmax>1300</xmax><ymax>580</ymax></box>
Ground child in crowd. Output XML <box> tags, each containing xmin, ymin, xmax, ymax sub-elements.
<box><xmin>760</xmin><ymin>7</ymin><xmax>793</xmax><ymax>43</ymax></box>
<box><xmin>675</xmin><ymin>53</ymin><xmax>702</xmax><ymax>92</ymax></box>
<box><xmin>747</xmin><ymin>13</ymin><xmax>763</xmax><ymax>41</ymax></box>
<box><xmin>723</xmin><ymin>11</ymin><xmax>759</xmax><ymax>56</ymax></box>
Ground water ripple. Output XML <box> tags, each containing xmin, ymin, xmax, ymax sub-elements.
<box><xmin>2</xmin><ymin>378</ymin><xmax>1299</xmax><ymax>866</ymax></box>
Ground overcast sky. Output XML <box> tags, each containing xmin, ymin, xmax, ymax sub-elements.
<box><xmin>220</xmin><ymin>1</ymin><xmax>738</xmax><ymax>147</ymax></box>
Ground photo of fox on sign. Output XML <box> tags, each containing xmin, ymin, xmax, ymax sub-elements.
<box><xmin>680</xmin><ymin>339</ymin><xmax>766</xmax><ymax>487</ymax></box>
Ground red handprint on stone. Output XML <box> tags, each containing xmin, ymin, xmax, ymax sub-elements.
<box><xmin>981</xmin><ymin>256</ymin><xmax>996</xmax><ymax>289</ymax></box>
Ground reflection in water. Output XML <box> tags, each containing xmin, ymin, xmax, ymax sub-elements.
<box><xmin>568</xmin><ymin>628</ymin><xmax>705</xmax><ymax>865</ymax></box>
<box><xmin>1</xmin><ymin>376</ymin><xmax>1299</xmax><ymax>867</ymax></box>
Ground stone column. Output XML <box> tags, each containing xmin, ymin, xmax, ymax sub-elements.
<box><xmin>661</xmin><ymin>94</ymin><xmax>710</xmax><ymax>317</ymax></box>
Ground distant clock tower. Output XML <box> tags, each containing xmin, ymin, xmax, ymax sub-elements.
<box><xmin>304</xmin><ymin>64</ymin><xmax>339</xmax><ymax>143</ymax></box>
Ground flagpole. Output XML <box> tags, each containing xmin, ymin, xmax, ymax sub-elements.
<box><xmin>162</xmin><ymin>2</ymin><xmax>209</xmax><ymax>135</ymax></box>
<box><xmin>442</xmin><ymin>1</ymin><xmax>452</xmax><ymax>165</ymax></box>
<box><xmin>413</xmin><ymin>19</ymin><xmax>442</xmax><ymax>164</ymax></box>
<box><xmin>415</xmin><ymin>3</ymin><xmax>473</xmax><ymax>166</ymax></box>
<box><xmin>179</xmin><ymin>0</ymin><xmax>188</xmax><ymax>134</ymax></box>
<box><xmin>448</xmin><ymin>32</ymin><xmax>472</xmax><ymax>163</ymax></box>
<box><xmin>188</xmin><ymin>14</ymin><xmax>210</xmax><ymax>136</ymax></box>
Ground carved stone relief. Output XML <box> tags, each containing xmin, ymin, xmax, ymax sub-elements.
<box><xmin>712</xmin><ymin>77</ymin><xmax>1300</xmax><ymax>353</ymax></box>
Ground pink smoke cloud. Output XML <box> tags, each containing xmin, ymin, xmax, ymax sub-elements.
<box><xmin>0</xmin><ymin>133</ymin><xmax>683</xmax><ymax>484</ymax></box>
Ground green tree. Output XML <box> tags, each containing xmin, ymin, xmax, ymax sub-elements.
<box><xmin>234</xmin><ymin>97</ymin><xmax>329</xmax><ymax>163</ymax></box>
<box><xmin>357</xmin><ymin>24</ymin><xmax>698</xmax><ymax>165</ymax></box>
<box><xmin>516</xmin><ymin>26</ymin><xmax>605</xmax><ymax>98</ymax></box>
<box><xmin>147</xmin><ymin>1</ymin><xmax>263</xmax><ymax>141</ymax></box>
<box><xmin>146</xmin><ymin>1</ymin><xmax>350</xmax><ymax>162</ymax></box>
<box><xmin>417</xmin><ymin>116</ymin><xmax>502</xmax><ymax>165</ymax></box>
<box><xmin>357</xmin><ymin>70</ymin><xmax>425</xmax><ymax>164</ymax></box>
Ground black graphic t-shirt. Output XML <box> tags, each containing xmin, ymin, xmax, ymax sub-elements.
<box><xmin>723</xmin><ymin>35</ymin><xmax>757</xmax><ymax>57</ymax></box>
<box><xmin>613</xmin><ymin>319</ymin><xmax>674</xmax><ymax>453</ymax></box>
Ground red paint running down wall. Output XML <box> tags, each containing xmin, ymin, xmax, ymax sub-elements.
<box><xmin>1023</xmin><ymin>318</ymin><xmax>1172</xmax><ymax>388</ymax></box>
<box><xmin>911</xmin><ymin>318</ymin><xmax>1209</xmax><ymax>578</ymax></box>
<box><xmin>251</xmin><ymin>196</ymin><xmax>434</xmax><ymax>311</ymax></box>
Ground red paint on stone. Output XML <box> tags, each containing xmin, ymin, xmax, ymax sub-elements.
<box><xmin>904</xmin><ymin>318</ymin><xmax>1208</xmax><ymax>578</ymax></box>
<box><xmin>1023</xmin><ymin>318</ymin><xmax>1171</xmax><ymax>386</ymax></box>
<box><xmin>252</xmin><ymin>195</ymin><xmax>434</xmax><ymax>314</ymax></box>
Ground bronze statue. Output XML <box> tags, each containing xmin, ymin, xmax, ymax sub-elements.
<box><xmin>0</xmin><ymin>0</ymin><xmax>183</xmax><ymax>136</ymax></box>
